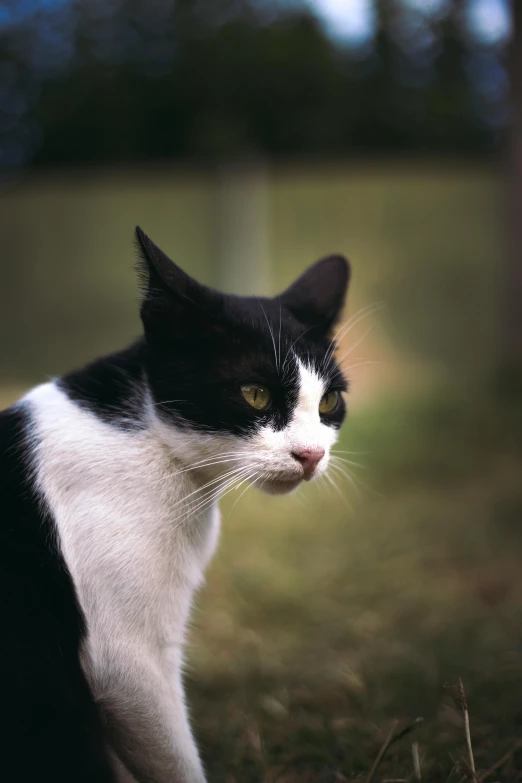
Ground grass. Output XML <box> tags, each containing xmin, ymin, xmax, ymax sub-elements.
<box><xmin>188</xmin><ymin>387</ymin><xmax>522</xmax><ymax>782</ymax></box>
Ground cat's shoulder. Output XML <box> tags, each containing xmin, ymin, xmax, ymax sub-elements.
<box><xmin>0</xmin><ymin>401</ymin><xmax>31</xmax><ymax>475</ymax></box>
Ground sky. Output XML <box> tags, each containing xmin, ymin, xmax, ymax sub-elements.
<box><xmin>309</xmin><ymin>0</ymin><xmax>511</xmax><ymax>44</ymax></box>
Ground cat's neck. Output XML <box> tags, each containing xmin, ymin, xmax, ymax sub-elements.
<box><xmin>56</xmin><ymin>340</ymin><xmax>226</xmax><ymax>489</ymax></box>
<box><xmin>58</xmin><ymin>339</ymin><xmax>149</xmax><ymax>430</ymax></box>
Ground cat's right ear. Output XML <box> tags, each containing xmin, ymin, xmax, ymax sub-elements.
<box><xmin>135</xmin><ymin>226</ymin><xmax>221</xmax><ymax>337</ymax></box>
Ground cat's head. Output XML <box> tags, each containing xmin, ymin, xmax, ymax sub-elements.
<box><xmin>136</xmin><ymin>227</ymin><xmax>350</xmax><ymax>495</ymax></box>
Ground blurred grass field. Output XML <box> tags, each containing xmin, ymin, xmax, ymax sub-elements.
<box><xmin>189</xmin><ymin>387</ymin><xmax>522</xmax><ymax>782</ymax></box>
<box><xmin>0</xmin><ymin>161</ymin><xmax>505</xmax><ymax>386</ymax></box>
<box><xmin>1</xmin><ymin>162</ymin><xmax>518</xmax><ymax>781</ymax></box>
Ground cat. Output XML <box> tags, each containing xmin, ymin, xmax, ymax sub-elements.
<box><xmin>0</xmin><ymin>227</ymin><xmax>350</xmax><ymax>782</ymax></box>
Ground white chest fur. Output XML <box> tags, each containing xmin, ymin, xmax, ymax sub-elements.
<box><xmin>25</xmin><ymin>383</ymin><xmax>220</xmax><ymax>696</ymax></box>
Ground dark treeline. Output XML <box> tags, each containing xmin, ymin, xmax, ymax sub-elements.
<box><xmin>0</xmin><ymin>0</ymin><xmax>509</xmax><ymax>167</ymax></box>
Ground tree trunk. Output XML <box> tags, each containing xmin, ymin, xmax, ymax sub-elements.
<box><xmin>505</xmin><ymin>1</ymin><xmax>522</xmax><ymax>385</ymax></box>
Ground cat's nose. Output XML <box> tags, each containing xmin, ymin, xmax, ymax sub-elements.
<box><xmin>292</xmin><ymin>448</ymin><xmax>325</xmax><ymax>479</ymax></box>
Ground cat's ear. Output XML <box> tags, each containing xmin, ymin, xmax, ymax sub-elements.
<box><xmin>135</xmin><ymin>226</ymin><xmax>221</xmax><ymax>336</ymax></box>
<box><xmin>279</xmin><ymin>255</ymin><xmax>350</xmax><ymax>334</ymax></box>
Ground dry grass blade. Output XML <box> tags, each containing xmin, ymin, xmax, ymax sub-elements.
<box><xmin>392</xmin><ymin>717</ymin><xmax>424</xmax><ymax>744</ymax></box>
<box><xmin>412</xmin><ymin>741</ymin><xmax>421</xmax><ymax>781</ymax></box>
<box><xmin>458</xmin><ymin>678</ymin><xmax>477</xmax><ymax>781</ymax></box>
<box><xmin>365</xmin><ymin>719</ymin><xmax>398</xmax><ymax>783</ymax></box>
<box><xmin>365</xmin><ymin>716</ymin><xmax>424</xmax><ymax>783</ymax></box>
<box><xmin>478</xmin><ymin>738</ymin><xmax>522</xmax><ymax>782</ymax></box>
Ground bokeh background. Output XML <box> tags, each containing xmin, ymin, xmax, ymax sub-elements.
<box><xmin>2</xmin><ymin>1</ymin><xmax>522</xmax><ymax>781</ymax></box>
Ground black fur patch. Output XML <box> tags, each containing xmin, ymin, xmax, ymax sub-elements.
<box><xmin>59</xmin><ymin>341</ymin><xmax>147</xmax><ymax>430</ymax></box>
<box><xmin>136</xmin><ymin>227</ymin><xmax>350</xmax><ymax>435</ymax></box>
<box><xmin>57</xmin><ymin>231</ymin><xmax>350</xmax><ymax>437</ymax></box>
<box><xmin>0</xmin><ymin>405</ymin><xmax>116</xmax><ymax>782</ymax></box>
<box><xmin>144</xmin><ymin>295</ymin><xmax>347</xmax><ymax>434</ymax></box>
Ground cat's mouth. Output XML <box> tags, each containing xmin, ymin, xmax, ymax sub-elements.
<box><xmin>255</xmin><ymin>474</ymin><xmax>304</xmax><ymax>496</ymax></box>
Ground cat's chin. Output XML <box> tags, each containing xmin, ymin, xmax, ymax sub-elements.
<box><xmin>257</xmin><ymin>476</ymin><xmax>302</xmax><ymax>495</ymax></box>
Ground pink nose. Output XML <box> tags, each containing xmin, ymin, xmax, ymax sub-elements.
<box><xmin>292</xmin><ymin>448</ymin><xmax>325</xmax><ymax>479</ymax></box>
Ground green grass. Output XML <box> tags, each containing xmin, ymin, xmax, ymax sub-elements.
<box><xmin>188</xmin><ymin>388</ymin><xmax>522</xmax><ymax>782</ymax></box>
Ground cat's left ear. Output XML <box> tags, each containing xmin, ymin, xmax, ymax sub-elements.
<box><xmin>135</xmin><ymin>226</ymin><xmax>223</xmax><ymax>337</ymax></box>
<box><xmin>279</xmin><ymin>255</ymin><xmax>350</xmax><ymax>334</ymax></box>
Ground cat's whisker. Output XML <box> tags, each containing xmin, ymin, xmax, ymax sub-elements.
<box><xmin>333</xmin><ymin>302</ymin><xmax>385</xmax><ymax>342</ymax></box>
<box><xmin>149</xmin><ymin>455</ymin><xmax>246</xmax><ymax>487</ymax></box>
<box><xmin>171</xmin><ymin>452</ymin><xmax>246</xmax><ymax>469</ymax></box>
<box><xmin>327</xmin><ymin>359</ymin><xmax>383</xmax><ymax>384</ymax></box>
<box><xmin>172</xmin><ymin>469</ymin><xmax>254</xmax><ymax>531</ymax></box>
<box><xmin>345</xmin><ymin>359</ymin><xmax>383</xmax><ymax>369</ymax></box>
<box><xmin>339</xmin><ymin>359</ymin><xmax>384</xmax><ymax>373</ymax></box>
<box><xmin>167</xmin><ymin>465</ymin><xmax>251</xmax><ymax>510</ymax></box>
<box><xmin>321</xmin><ymin>302</ymin><xmax>385</xmax><ymax>373</ymax></box>
<box><xmin>330</xmin><ymin>454</ymin><xmax>366</xmax><ymax>470</ymax></box>
<box><xmin>278</xmin><ymin>300</ymin><xmax>282</xmax><ymax>372</ymax></box>
<box><xmin>334</xmin><ymin>322</ymin><xmax>378</xmax><ymax>368</ymax></box>
<box><xmin>328</xmin><ymin>457</ymin><xmax>358</xmax><ymax>485</ymax></box>
<box><xmin>228</xmin><ymin>469</ymin><xmax>263</xmax><ymax>514</ymax></box>
<box><xmin>174</xmin><ymin>468</ymin><xmax>258</xmax><ymax>531</ymax></box>
<box><xmin>257</xmin><ymin>299</ymin><xmax>279</xmax><ymax>372</ymax></box>
<box><xmin>328</xmin><ymin>460</ymin><xmax>363</xmax><ymax>498</ymax></box>
<box><xmin>325</xmin><ymin>469</ymin><xmax>357</xmax><ymax>512</ymax></box>
<box><xmin>281</xmin><ymin>326</ymin><xmax>314</xmax><ymax>374</ymax></box>
<box><xmin>331</xmin><ymin>449</ymin><xmax>368</xmax><ymax>456</ymax></box>
<box><xmin>332</xmin><ymin>460</ymin><xmax>382</xmax><ymax>498</ymax></box>
<box><xmin>322</xmin><ymin>468</ymin><xmax>346</xmax><ymax>503</ymax></box>
<box><xmin>149</xmin><ymin>456</ymin><xmax>247</xmax><ymax>495</ymax></box>
<box><xmin>151</xmin><ymin>399</ymin><xmax>187</xmax><ymax>408</ymax></box>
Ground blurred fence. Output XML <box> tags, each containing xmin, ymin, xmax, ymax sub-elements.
<box><xmin>0</xmin><ymin>159</ymin><xmax>506</xmax><ymax>392</ymax></box>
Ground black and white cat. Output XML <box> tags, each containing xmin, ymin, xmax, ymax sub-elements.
<box><xmin>0</xmin><ymin>227</ymin><xmax>350</xmax><ymax>782</ymax></box>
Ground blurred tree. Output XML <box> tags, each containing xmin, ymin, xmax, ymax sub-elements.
<box><xmin>0</xmin><ymin>0</ymin><xmax>509</xmax><ymax>168</ymax></box>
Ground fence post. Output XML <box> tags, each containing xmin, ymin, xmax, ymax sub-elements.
<box><xmin>215</xmin><ymin>160</ymin><xmax>271</xmax><ymax>296</ymax></box>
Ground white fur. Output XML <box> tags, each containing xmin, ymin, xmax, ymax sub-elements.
<box><xmin>23</xmin><ymin>359</ymin><xmax>338</xmax><ymax>783</ymax></box>
<box><xmin>251</xmin><ymin>360</ymin><xmax>337</xmax><ymax>490</ymax></box>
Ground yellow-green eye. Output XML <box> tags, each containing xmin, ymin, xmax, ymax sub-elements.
<box><xmin>319</xmin><ymin>390</ymin><xmax>340</xmax><ymax>415</ymax></box>
<box><xmin>241</xmin><ymin>384</ymin><xmax>272</xmax><ymax>411</ymax></box>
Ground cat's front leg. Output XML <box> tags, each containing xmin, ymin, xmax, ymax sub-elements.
<box><xmin>93</xmin><ymin>641</ymin><xmax>205</xmax><ymax>783</ymax></box>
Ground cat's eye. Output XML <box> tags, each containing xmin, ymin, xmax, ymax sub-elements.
<box><xmin>241</xmin><ymin>384</ymin><xmax>272</xmax><ymax>411</ymax></box>
<box><xmin>319</xmin><ymin>390</ymin><xmax>340</xmax><ymax>415</ymax></box>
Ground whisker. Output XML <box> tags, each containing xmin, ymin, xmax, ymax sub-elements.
<box><xmin>172</xmin><ymin>469</ymin><xmax>253</xmax><ymax>531</ymax></box>
<box><xmin>342</xmin><ymin>359</ymin><xmax>384</xmax><ymax>372</ymax></box>
<box><xmin>334</xmin><ymin>302</ymin><xmax>385</xmax><ymax>340</ymax></box>
<box><xmin>334</xmin><ymin>322</ymin><xmax>377</xmax><ymax>367</ymax></box>
<box><xmin>182</xmin><ymin>467</ymin><xmax>258</xmax><ymax>527</ymax></box>
<box><xmin>330</xmin><ymin>455</ymin><xmax>366</xmax><ymax>470</ymax></box>
<box><xmin>149</xmin><ymin>455</ymin><xmax>246</xmax><ymax>487</ymax></box>
<box><xmin>331</xmin><ymin>449</ymin><xmax>368</xmax><ymax>456</ymax></box>
<box><xmin>323</xmin><ymin>469</ymin><xmax>347</xmax><ymax>503</ymax></box>
<box><xmin>168</xmin><ymin>466</ymin><xmax>250</xmax><ymax>510</ymax></box>
<box><xmin>328</xmin><ymin>459</ymin><xmax>373</xmax><ymax>500</ymax></box>
<box><xmin>327</xmin><ymin>360</ymin><xmax>384</xmax><ymax>385</ymax></box>
<box><xmin>278</xmin><ymin>299</ymin><xmax>282</xmax><ymax>372</ymax></box>
<box><xmin>151</xmin><ymin>399</ymin><xmax>187</xmax><ymax>408</ymax></box>
<box><xmin>328</xmin><ymin>461</ymin><xmax>361</xmax><ymax>498</ymax></box>
<box><xmin>257</xmin><ymin>299</ymin><xmax>279</xmax><ymax>372</ymax></box>
<box><xmin>281</xmin><ymin>325</ymin><xmax>315</xmax><ymax>374</ymax></box>
<box><xmin>228</xmin><ymin>469</ymin><xmax>263</xmax><ymax>514</ymax></box>
<box><xmin>321</xmin><ymin>302</ymin><xmax>385</xmax><ymax>373</ymax></box>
